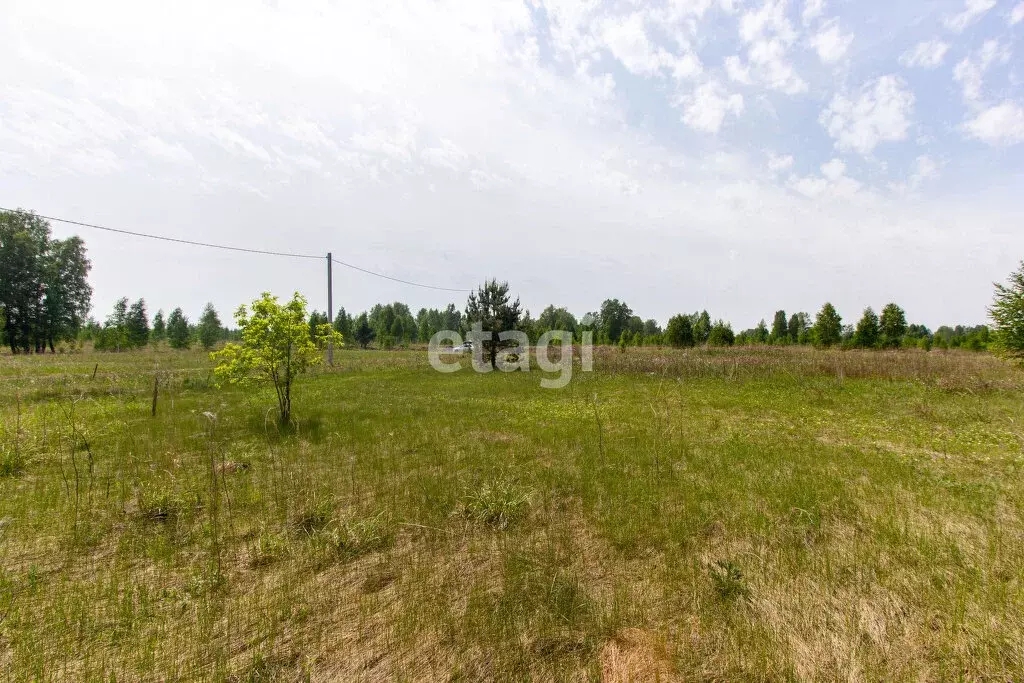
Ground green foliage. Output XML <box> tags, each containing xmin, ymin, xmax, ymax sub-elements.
<box><xmin>990</xmin><ymin>261</ymin><xmax>1024</xmax><ymax>360</ymax></box>
<box><xmin>879</xmin><ymin>303</ymin><xmax>907</xmax><ymax>349</ymax></box>
<box><xmin>770</xmin><ymin>310</ymin><xmax>788</xmax><ymax>342</ymax></box>
<box><xmin>151</xmin><ymin>309</ymin><xmax>166</xmax><ymax>343</ymax></box>
<box><xmin>853</xmin><ymin>307</ymin><xmax>880</xmax><ymax>348</ymax></box>
<box><xmin>708</xmin><ymin>320</ymin><xmax>734</xmax><ymax>346</ymax></box>
<box><xmin>461</xmin><ymin>480</ymin><xmax>532</xmax><ymax>530</ymax></box>
<box><xmin>0</xmin><ymin>209</ymin><xmax>91</xmax><ymax>353</ymax></box>
<box><xmin>353</xmin><ymin>312</ymin><xmax>375</xmax><ymax>349</ymax></box>
<box><xmin>709</xmin><ymin>560</ymin><xmax>750</xmax><ymax>602</ymax></box>
<box><xmin>813</xmin><ymin>302</ymin><xmax>842</xmax><ymax>347</ymax></box>
<box><xmin>333</xmin><ymin>307</ymin><xmax>353</xmax><ymax>341</ymax></box>
<box><xmin>693</xmin><ymin>310</ymin><xmax>711</xmax><ymax>344</ymax></box>
<box><xmin>211</xmin><ymin>292</ymin><xmax>343</xmax><ymax>425</ymax></box>
<box><xmin>166</xmin><ymin>308</ymin><xmax>191</xmax><ymax>350</ymax></box>
<box><xmin>665</xmin><ymin>314</ymin><xmax>694</xmax><ymax>348</ymax></box>
<box><xmin>197</xmin><ymin>303</ymin><xmax>222</xmax><ymax>351</ymax></box>
<box><xmin>597</xmin><ymin>299</ymin><xmax>634</xmax><ymax>345</ymax></box>
<box><xmin>125</xmin><ymin>299</ymin><xmax>150</xmax><ymax>349</ymax></box>
<box><xmin>465</xmin><ymin>279</ymin><xmax>522</xmax><ymax>368</ymax></box>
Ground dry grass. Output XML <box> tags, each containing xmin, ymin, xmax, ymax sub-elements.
<box><xmin>0</xmin><ymin>345</ymin><xmax>1022</xmax><ymax>680</ymax></box>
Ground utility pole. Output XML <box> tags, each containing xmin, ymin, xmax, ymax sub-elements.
<box><xmin>326</xmin><ymin>252</ymin><xmax>334</xmax><ymax>366</ymax></box>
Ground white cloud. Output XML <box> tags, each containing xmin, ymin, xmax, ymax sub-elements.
<box><xmin>735</xmin><ymin>0</ymin><xmax>807</xmax><ymax>94</ymax></box>
<box><xmin>678</xmin><ymin>81</ymin><xmax>744</xmax><ymax>133</ymax></box>
<box><xmin>767</xmin><ymin>152</ymin><xmax>794</xmax><ymax>172</ymax></box>
<box><xmin>953</xmin><ymin>40</ymin><xmax>1010</xmax><ymax>103</ymax></box>
<box><xmin>820</xmin><ymin>157</ymin><xmax>845</xmax><ymax>180</ymax></box>
<box><xmin>963</xmin><ymin>101</ymin><xmax>1024</xmax><ymax>144</ymax></box>
<box><xmin>724</xmin><ymin>55</ymin><xmax>752</xmax><ymax>84</ymax></box>
<box><xmin>137</xmin><ymin>135</ymin><xmax>194</xmax><ymax>164</ymax></box>
<box><xmin>810</xmin><ymin>18</ymin><xmax>853</xmax><ymax>64</ymax></box>
<box><xmin>788</xmin><ymin>158</ymin><xmax>860</xmax><ymax>198</ymax></box>
<box><xmin>820</xmin><ymin>75</ymin><xmax>915</xmax><ymax>155</ymax></box>
<box><xmin>899</xmin><ymin>40</ymin><xmax>950</xmax><ymax>69</ymax></box>
<box><xmin>597</xmin><ymin>12</ymin><xmax>702</xmax><ymax>80</ymax></box>
<box><xmin>802</xmin><ymin>0</ymin><xmax>825</xmax><ymax>26</ymax></box>
<box><xmin>1012</xmin><ymin>2</ymin><xmax>1024</xmax><ymax>25</ymax></box>
<box><xmin>944</xmin><ymin>0</ymin><xmax>997</xmax><ymax>32</ymax></box>
<box><xmin>910</xmin><ymin>155</ymin><xmax>939</xmax><ymax>186</ymax></box>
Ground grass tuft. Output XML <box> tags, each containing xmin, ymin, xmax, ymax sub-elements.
<box><xmin>460</xmin><ymin>480</ymin><xmax>532</xmax><ymax>529</ymax></box>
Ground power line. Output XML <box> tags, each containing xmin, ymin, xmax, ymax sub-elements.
<box><xmin>1</xmin><ymin>207</ymin><xmax>322</xmax><ymax>260</ymax></box>
<box><xmin>332</xmin><ymin>257</ymin><xmax>466</xmax><ymax>292</ymax></box>
<box><xmin>1</xmin><ymin>207</ymin><xmax>469</xmax><ymax>292</ymax></box>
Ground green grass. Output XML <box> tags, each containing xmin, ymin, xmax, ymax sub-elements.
<box><xmin>0</xmin><ymin>345</ymin><xmax>1022</xmax><ymax>680</ymax></box>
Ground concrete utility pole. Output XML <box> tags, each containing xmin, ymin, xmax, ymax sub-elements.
<box><xmin>327</xmin><ymin>252</ymin><xmax>334</xmax><ymax>366</ymax></box>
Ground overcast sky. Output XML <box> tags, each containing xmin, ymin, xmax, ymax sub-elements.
<box><xmin>2</xmin><ymin>0</ymin><xmax>1023</xmax><ymax>330</ymax></box>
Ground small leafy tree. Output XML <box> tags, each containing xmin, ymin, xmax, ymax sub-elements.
<box><xmin>879</xmin><ymin>303</ymin><xmax>907</xmax><ymax>348</ymax></box>
<box><xmin>990</xmin><ymin>260</ymin><xmax>1024</xmax><ymax>360</ymax></box>
<box><xmin>166</xmin><ymin>308</ymin><xmax>191</xmax><ymax>350</ymax></box>
<box><xmin>708</xmin><ymin>320</ymin><xmax>734</xmax><ymax>346</ymax></box>
<box><xmin>212</xmin><ymin>292</ymin><xmax>342</xmax><ymax>426</ymax></box>
<box><xmin>197</xmin><ymin>303</ymin><xmax>222</xmax><ymax>350</ymax></box>
<box><xmin>852</xmin><ymin>307</ymin><xmax>879</xmax><ymax>348</ymax></box>
<box><xmin>665</xmin><ymin>314</ymin><xmax>694</xmax><ymax>348</ymax></box>
<box><xmin>813</xmin><ymin>303</ymin><xmax>842</xmax><ymax>347</ymax></box>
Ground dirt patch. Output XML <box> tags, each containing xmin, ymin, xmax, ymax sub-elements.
<box><xmin>600</xmin><ymin>628</ymin><xmax>677</xmax><ymax>682</ymax></box>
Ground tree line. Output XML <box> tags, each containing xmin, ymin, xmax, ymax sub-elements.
<box><xmin>83</xmin><ymin>299</ymin><xmax>230</xmax><ymax>351</ymax></box>
<box><xmin>2</xmin><ymin>210</ymin><xmax>1020</xmax><ymax>358</ymax></box>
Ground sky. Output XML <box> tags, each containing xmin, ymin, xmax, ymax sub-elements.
<box><xmin>1</xmin><ymin>0</ymin><xmax>1023</xmax><ymax>330</ymax></box>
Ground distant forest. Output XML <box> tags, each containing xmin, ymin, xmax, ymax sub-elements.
<box><xmin>0</xmin><ymin>209</ymin><xmax>997</xmax><ymax>354</ymax></box>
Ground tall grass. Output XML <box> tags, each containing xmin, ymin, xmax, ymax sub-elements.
<box><xmin>0</xmin><ymin>346</ymin><xmax>1021</xmax><ymax>679</ymax></box>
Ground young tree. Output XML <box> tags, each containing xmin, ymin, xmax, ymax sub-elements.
<box><xmin>879</xmin><ymin>303</ymin><xmax>907</xmax><ymax>348</ymax></box>
<box><xmin>812</xmin><ymin>303</ymin><xmax>842</xmax><ymax>347</ymax></box>
<box><xmin>598</xmin><ymin>299</ymin><xmax>633</xmax><ymax>345</ymax></box>
<box><xmin>665</xmin><ymin>314</ymin><xmax>695</xmax><ymax>348</ymax></box>
<box><xmin>692</xmin><ymin>310</ymin><xmax>712</xmax><ymax>345</ymax></box>
<box><xmin>198</xmin><ymin>303</ymin><xmax>222</xmax><ymax>350</ymax></box>
<box><xmin>536</xmin><ymin>305</ymin><xmax>578</xmax><ymax>339</ymax></box>
<box><xmin>990</xmin><ymin>260</ymin><xmax>1024</xmax><ymax>360</ymax></box>
<box><xmin>40</xmin><ymin>236</ymin><xmax>92</xmax><ymax>351</ymax></box>
<box><xmin>852</xmin><ymin>307</ymin><xmax>880</xmax><ymax>348</ymax></box>
<box><xmin>753</xmin><ymin>319</ymin><xmax>769</xmax><ymax>344</ymax></box>
<box><xmin>708</xmin><ymin>320</ymin><xmax>735</xmax><ymax>346</ymax></box>
<box><xmin>333</xmin><ymin>307</ymin><xmax>353</xmax><ymax>341</ymax></box>
<box><xmin>353</xmin><ymin>312</ymin><xmax>375</xmax><ymax>348</ymax></box>
<box><xmin>770</xmin><ymin>310</ymin><xmax>788</xmax><ymax>343</ymax></box>
<box><xmin>308</xmin><ymin>309</ymin><xmax>329</xmax><ymax>341</ymax></box>
<box><xmin>166</xmin><ymin>308</ymin><xmax>191</xmax><ymax>349</ymax></box>
<box><xmin>212</xmin><ymin>292</ymin><xmax>342</xmax><ymax>426</ymax></box>
<box><xmin>152</xmin><ymin>309</ymin><xmax>167</xmax><ymax>343</ymax></box>
<box><xmin>464</xmin><ymin>279</ymin><xmax>522</xmax><ymax>369</ymax></box>
<box><xmin>126</xmin><ymin>299</ymin><xmax>150</xmax><ymax>349</ymax></box>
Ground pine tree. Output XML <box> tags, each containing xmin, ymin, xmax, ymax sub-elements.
<box><xmin>197</xmin><ymin>303</ymin><xmax>222</xmax><ymax>350</ymax></box>
<box><xmin>879</xmin><ymin>303</ymin><xmax>907</xmax><ymax>348</ymax></box>
<box><xmin>152</xmin><ymin>309</ymin><xmax>166</xmax><ymax>343</ymax></box>
<box><xmin>770</xmin><ymin>310</ymin><xmax>788</xmax><ymax>343</ymax></box>
<box><xmin>852</xmin><ymin>307</ymin><xmax>880</xmax><ymax>348</ymax></box>
<box><xmin>353</xmin><ymin>312</ymin><xmax>375</xmax><ymax>349</ymax></box>
<box><xmin>167</xmin><ymin>308</ymin><xmax>191</xmax><ymax>350</ymax></box>
<box><xmin>125</xmin><ymin>299</ymin><xmax>150</xmax><ymax>349</ymax></box>
<box><xmin>813</xmin><ymin>303</ymin><xmax>842</xmax><ymax>347</ymax></box>
<box><xmin>990</xmin><ymin>261</ymin><xmax>1024</xmax><ymax>360</ymax></box>
<box><xmin>665</xmin><ymin>314</ymin><xmax>694</xmax><ymax>348</ymax></box>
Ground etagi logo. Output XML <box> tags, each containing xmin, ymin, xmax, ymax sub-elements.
<box><xmin>428</xmin><ymin>322</ymin><xmax>593</xmax><ymax>389</ymax></box>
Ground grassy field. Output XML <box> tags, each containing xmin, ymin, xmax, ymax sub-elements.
<box><xmin>1</xmin><ymin>345</ymin><xmax>1022</xmax><ymax>681</ymax></box>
